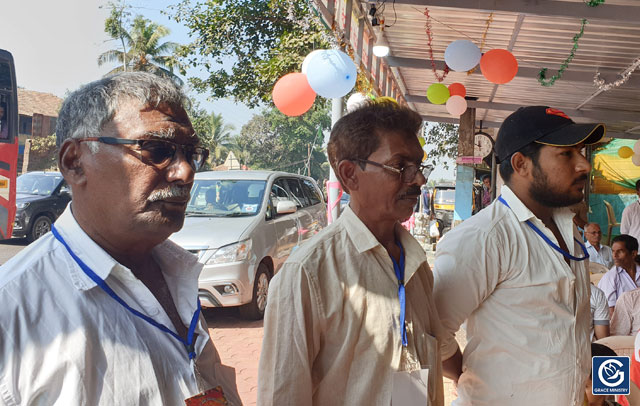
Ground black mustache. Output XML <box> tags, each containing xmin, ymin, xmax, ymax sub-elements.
<box><xmin>399</xmin><ymin>186</ymin><xmax>421</xmax><ymax>198</ymax></box>
<box><xmin>573</xmin><ymin>175</ymin><xmax>588</xmax><ymax>185</ymax></box>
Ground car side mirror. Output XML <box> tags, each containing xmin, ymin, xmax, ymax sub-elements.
<box><xmin>276</xmin><ymin>200</ymin><xmax>297</xmax><ymax>214</ymax></box>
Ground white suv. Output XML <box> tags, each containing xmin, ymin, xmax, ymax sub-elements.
<box><xmin>170</xmin><ymin>170</ymin><xmax>327</xmax><ymax>319</ymax></box>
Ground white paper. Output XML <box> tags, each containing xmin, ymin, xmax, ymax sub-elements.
<box><xmin>392</xmin><ymin>368</ymin><xmax>429</xmax><ymax>405</ymax></box>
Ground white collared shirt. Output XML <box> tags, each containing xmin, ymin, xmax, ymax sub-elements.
<box><xmin>258</xmin><ymin>206</ymin><xmax>445</xmax><ymax>406</ymax></box>
<box><xmin>621</xmin><ymin>200</ymin><xmax>640</xmax><ymax>244</ymax></box>
<box><xmin>0</xmin><ymin>207</ymin><xmax>241</xmax><ymax>406</ymax></box>
<box><xmin>585</xmin><ymin>241</ymin><xmax>614</xmax><ymax>269</ymax></box>
<box><xmin>597</xmin><ymin>264</ymin><xmax>640</xmax><ymax>307</ymax></box>
<box><xmin>434</xmin><ymin>185</ymin><xmax>591</xmax><ymax>406</ymax></box>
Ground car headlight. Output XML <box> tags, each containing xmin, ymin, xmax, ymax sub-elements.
<box><xmin>16</xmin><ymin>202</ymin><xmax>29</xmax><ymax>209</ymax></box>
<box><xmin>206</xmin><ymin>239</ymin><xmax>252</xmax><ymax>265</ymax></box>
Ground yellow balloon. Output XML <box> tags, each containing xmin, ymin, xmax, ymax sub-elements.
<box><xmin>619</xmin><ymin>146</ymin><xmax>634</xmax><ymax>158</ymax></box>
<box><xmin>419</xmin><ymin>136</ymin><xmax>426</xmax><ymax>147</ymax></box>
<box><xmin>423</xmin><ymin>150</ymin><xmax>428</xmax><ymax>162</ymax></box>
<box><xmin>375</xmin><ymin>96</ymin><xmax>398</xmax><ymax>104</ymax></box>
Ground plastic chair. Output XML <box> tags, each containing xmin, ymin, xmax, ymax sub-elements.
<box><xmin>590</xmin><ymin>272</ymin><xmax>606</xmax><ymax>286</ymax></box>
<box><xmin>603</xmin><ymin>200</ymin><xmax>621</xmax><ymax>246</ymax></box>
<box><xmin>589</xmin><ymin>262</ymin><xmax>609</xmax><ymax>274</ymax></box>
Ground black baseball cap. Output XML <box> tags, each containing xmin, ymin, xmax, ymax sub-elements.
<box><xmin>495</xmin><ymin>106</ymin><xmax>606</xmax><ymax>163</ymax></box>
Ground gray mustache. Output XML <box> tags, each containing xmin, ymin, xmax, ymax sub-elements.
<box><xmin>148</xmin><ymin>185</ymin><xmax>191</xmax><ymax>202</ymax></box>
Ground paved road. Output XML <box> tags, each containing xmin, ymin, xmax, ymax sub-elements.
<box><xmin>0</xmin><ymin>237</ymin><xmax>28</xmax><ymax>264</ymax></box>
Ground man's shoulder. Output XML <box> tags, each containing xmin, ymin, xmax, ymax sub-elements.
<box><xmin>618</xmin><ymin>288</ymin><xmax>640</xmax><ymax>303</ymax></box>
<box><xmin>285</xmin><ymin>221</ymin><xmax>348</xmax><ymax>267</ymax></box>
<box><xmin>0</xmin><ymin>234</ymin><xmax>63</xmax><ymax>291</ymax></box>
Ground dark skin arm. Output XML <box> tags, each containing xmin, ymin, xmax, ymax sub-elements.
<box><xmin>442</xmin><ymin>347</ymin><xmax>463</xmax><ymax>383</ymax></box>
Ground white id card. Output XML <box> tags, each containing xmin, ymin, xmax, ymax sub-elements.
<box><xmin>392</xmin><ymin>369</ymin><xmax>429</xmax><ymax>405</ymax></box>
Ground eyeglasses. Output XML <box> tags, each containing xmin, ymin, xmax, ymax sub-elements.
<box><xmin>79</xmin><ymin>137</ymin><xmax>209</xmax><ymax>171</ymax></box>
<box><xmin>586</xmin><ymin>231</ymin><xmax>602</xmax><ymax>235</ymax></box>
<box><xmin>356</xmin><ymin>159</ymin><xmax>428</xmax><ymax>183</ymax></box>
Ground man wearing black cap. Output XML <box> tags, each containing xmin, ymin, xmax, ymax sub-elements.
<box><xmin>433</xmin><ymin>106</ymin><xmax>605</xmax><ymax>406</ymax></box>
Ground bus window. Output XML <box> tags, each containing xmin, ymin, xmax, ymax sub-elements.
<box><xmin>0</xmin><ymin>49</ymin><xmax>19</xmax><ymax>240</ymax></box>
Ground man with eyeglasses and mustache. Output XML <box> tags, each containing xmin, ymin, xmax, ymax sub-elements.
<box><xmin>433</xmin><ymin>106</ymin><xmax>605</xmax><ymax>406</ymax></box>
<box><xmin>258</xmin><ymin>100</ymin><xmax>446</xmax><ymax>405</ymax></box>
<box><xmin>0</xmin><ymin>72</ymin><xmax>241</xmax><ymax>405</ymax></box>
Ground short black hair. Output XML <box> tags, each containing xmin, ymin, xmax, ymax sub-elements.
<box><xmin>590</xmin><ymin>343</ymin><xmax>618</xmax><ymax>378</ymax></box>
<box><xmin>612</xmin><ymin>234</ymin><xmax>639</xmax><ymax>252</ymax></box>
<box><xmin>481</xmin><ymin>174</ymin><xmax>491</xmax><ymax>182</ymax></box>
<box><xmin>636</xmin><ymin>179</ymin><xmax>640</xmax><ymax>191</ymax></box>
<box><xmin>498</xmin><ymin>142</ymin><xmax>544</xmax><ymax>183</ymax></box>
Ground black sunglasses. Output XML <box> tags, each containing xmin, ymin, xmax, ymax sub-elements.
<box><xmin>79</xmin><ymin>137</ymin><xmax>209</xmax><ymax>171</ymax></box>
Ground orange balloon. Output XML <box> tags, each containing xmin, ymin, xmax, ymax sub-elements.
<box><xmin>272</xmin><ymin>73</ymin><xmax>316</xmax><ymax>116</ymax></box>
<box><xmin>448</xmin><ymin>82</ymin><xmax>466</xmax><ymax>98</ymax></box>
<box><xmin>480</xmin><ymin>49</ymin><xmax>518</xmax><ymax>84</ymax></box>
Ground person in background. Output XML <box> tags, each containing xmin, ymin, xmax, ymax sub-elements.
<box><xmin>610</xmin><ymin>288</ymin><xmax>640</xmax><ymax>336</ymax></box>
<box><xmin>584</xmin><ymin>343</ymin><xmax>623</xmax><ymax>406</ymax></box>
<box><xmin>598</xmin><ymin>234</ymin><xmax>640</xmax><ymax>316</ymax></box>
<box><xmin>480</xmin><ymin>174</ymin><xmax>492</xmax><ymax>209</ymax></box>
<box><xmin>0</xmin><ymin>102</ymin><xmax>8</xmax><ymax>139</ymax></box>
<box><xmin>621</xmin><ymin>179</ymin><xmax>640</xmax><ymax>244</ymax></box>
<box><xmin>0</xmin><ymin>72</ymin><xmax>240</xmax><ymax>405</ymax></box>
<box><xmin>258</xmin><ymin>101</ymin><xmax>445</xmax><ymax>405</ymax></box>
<box><xmin>434</xmin><ymin>106</ymin><xmax>605</xmax><ymax>405</ymax></box>
<box><xmin>591</xmin><ymin>284</ymin><xmax>610</xmax><ymax>341</ymax></box>
<box><xmin>585</xmin><ymin>222</ymin><xmax>614</xmax><ymax>269</ymax></box>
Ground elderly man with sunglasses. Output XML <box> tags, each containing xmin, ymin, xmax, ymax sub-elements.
<box><xmin>258</xmin><ymin>100</ymin><xmax>445</xmax><ymax>405</ymax></box>
<box><xmin>0</xmin><ymin>72</ymin><xmax>241</xmax><ymax>405</ymax></box>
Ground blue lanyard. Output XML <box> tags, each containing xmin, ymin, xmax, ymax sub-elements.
<box><xmin>51</xmin><ymin>224</ymin><xmax>201</xmax><ymax>360</ymax></box>
<box><xmin>498</xmin><ymin>196</ymin><xmax>589</xmax><ymax>262</ymax></box>
<box><xmin>389</xmin><ymin>241</ymin><xmax>407</xmax><ymax>347</ymax></box>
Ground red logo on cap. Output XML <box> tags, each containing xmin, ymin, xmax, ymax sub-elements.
<box><xmin>546</xmin><ymin>108</ymin><xmax>570</xmax><ymax>120</ymax></box>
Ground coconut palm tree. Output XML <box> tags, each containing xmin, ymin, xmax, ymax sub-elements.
<box><xmin>98</xmin><ymin>15</ymin><xmax>183</xmax><ymax>85</ymax></box>
<box><xmin>200</xmin><ymin>112</ymin><xmax>236</xmax><ymax>166</ymax></box>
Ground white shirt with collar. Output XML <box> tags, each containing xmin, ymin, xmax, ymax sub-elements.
<box><xmin>585</xmin><ymin>241</ymin><xmax>614</xmax><ymax>269</ymax></box>
<box><xmin>621</xmin><ymin>200</ymin><xmax>640</xmax><ymax>244</ymax></box>
<box><xmin>434</xmin><ymin>185</ymin><xmax>591</xmax><ymax>406</ymax></box>
<box><xmin>597</xmin><ymin>263</ymin><xmax>640</xmax><ymax>308</ymax></box>
<box><xmin>0</xmin><ymin>206</ymin><xmax>240</xmax><ymax>406</ymax></box>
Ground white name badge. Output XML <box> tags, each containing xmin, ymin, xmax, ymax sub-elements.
<box><xmin>392</xmin><ymin>368</ymin><xmax>429</xmax><ymax>405</ymax></box>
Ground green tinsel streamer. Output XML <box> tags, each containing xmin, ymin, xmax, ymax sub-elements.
<box><xmin>584</xmin><ymin>0</ymin><xmax>605</xmax><ymax>7</ymax></box>
<box><xmin>538</xmin><ymin>18</ymin><xmax>588</xmax><ymax>87</ymax></box>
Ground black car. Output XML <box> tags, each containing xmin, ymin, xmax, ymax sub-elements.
<box><xmin>13</xmin><ymin>171</ymin><xmax>71</xmax><ymax>242</ymax></box>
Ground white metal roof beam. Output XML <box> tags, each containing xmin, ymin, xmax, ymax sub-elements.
<box><xmin>387</xmin><ymin>56</ymin><xmax>640</xmax><ymax>89</ymax></box>
<box><xmin>407</xmin><ymin>95</ymin><xmax>640</xmax><ymax>122</ymax></box>
<box><xmin>389</xmin><ymin>0</ymin><xmax>640</xmax><ymax>23</ymax></box>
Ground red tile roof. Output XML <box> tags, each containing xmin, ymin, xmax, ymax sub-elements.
<box><xmin>17</xmin><ymin>89</ymin><xmax>63</xmax><ymax>117</ymax></box>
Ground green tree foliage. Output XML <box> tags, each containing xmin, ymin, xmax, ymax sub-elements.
<box><xmin>187</xmin><ymin>102</ymin><xmax>235</xmax><ymax>167</ymax></box>
<box><xmin>233</xmin><ymin>102</ymin><xmax>331</xmax><ymax>180</ymax></box>
<box><xmin>28</xmin><ymin>134</ymin><xmax>58</xmax><ymax>171</ymax></box>
<box><xmin>424</xmin><ymin>123</ymin><xmax>459</xmax><ymax>169</ymax></box>
<box><xmin>99</xmin><ymin>3</ymin><xmax>183</xmax><ymax>84</ymax></box>
<box><xmin>170</xmin><ymin>0</ymin><xmax>330</xmax><ymax>107</ymax></box>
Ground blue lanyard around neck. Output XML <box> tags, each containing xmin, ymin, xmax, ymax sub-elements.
<box><xmin>498</xmin><ymin>196</ymin><xmax>589</xmax><ymax>262</ymax></box>
<box><xmin>389</xmin><ymin>241</ymin><xmax>408</xmax><ymax>347</ymax></box>
<box><xmin>51</xmin><ymin>224</ymin><xmax>201</xmax><ymax>360</ymax></box>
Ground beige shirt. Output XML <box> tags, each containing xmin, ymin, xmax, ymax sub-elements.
<box><xmin>611</xmin><ymin>288</ymin><xmax>640</xmax><ymax>336</ymax></box>
<box><xmin>434</xmin><ymin>185</ymin><xmax>591</xmax><ymax>406</ymax></box>
<box><xmin>258</xmin><ymin>206</ymin><xmax>445</xmax><ymax>406</ymax></box>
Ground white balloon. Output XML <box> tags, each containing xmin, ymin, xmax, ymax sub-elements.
<box><xmin>444</xmin><ymin>40</ymin><xmax>481</xmax><ymax>72</ymax></box>
<box><xmin>306</xmin><ymin>50</ymin><xmax>358</xmax><ymax>98</ymax></box>
<box><xmin>346</xmin><ymin>93</ymin><xmax>369</xmax><ymax>112</ymax></box>
<box><xmin>301</xmin><ymin>50</ymin><xmax>323</xmax><ymax>74</ymax></box>
<box><xmin>633</xmin><ymin>140</ymin><xmax>640</xmax><ymax>156</ymax></box>
<box><xmin>446</xmin><ymin>95</ymin><xmax>467</xmax><ymax>117</ymax></box>
<box><xmin>632</xmin><ymin>154</ymin><xmax>640</xmax><ymax>166</ymax></box>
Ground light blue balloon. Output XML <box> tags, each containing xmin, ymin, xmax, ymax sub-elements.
<box><xmin>444</xmin><ymin>40</ymin><xmax>481</xmax><ymax>72</ymax></box>
<box><xmin>306</xmin><ymin>49</ymin><xmax>357</xmax><ymax>98</ymax></box>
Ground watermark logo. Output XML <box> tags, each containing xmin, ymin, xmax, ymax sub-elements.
<box><xmin>592</xmin><ymin>356</ymin><xmax>630</xmax><ymax>395</ymax></box>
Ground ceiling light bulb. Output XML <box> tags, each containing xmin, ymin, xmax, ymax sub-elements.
<box><xmin>373</xmin><ymin>30</ymin><xmax>389</xmax><ymax>57</ymax></box>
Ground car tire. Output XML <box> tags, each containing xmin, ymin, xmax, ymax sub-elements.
<box><xmin>28</xmin><ymin>215</ymin><xmax>52</xmax><ymax>243</ymax></box>
<box><xmin>239</xmin><ymin>263</ymin><xmax>271</xmax><ymax>320</ymax></box>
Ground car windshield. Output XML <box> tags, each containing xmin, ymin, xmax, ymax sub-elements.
<box><xmin>186</xmin><ymin>179</ymin><xmax>267</xmax><ymax>217</ymax></box>
<box><xmin>17</xmin><ymin>173</ymin><xmax>63</xmax><ymax>196</ymax></box>
<box><xmin>435</xmin><ymin>189</ymin><xmax>456</xmax><ymax>204</ymax></box>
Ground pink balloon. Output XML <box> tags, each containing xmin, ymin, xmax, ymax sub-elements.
<box><xmin>272</xmin><ymin>73</ymin><xmax>316</xmax><ymax>117</ymax></box>
<box><xmin>446</xmin><ymin>95</ymin><xmax>467</xmax><ymax>117</ymax></box>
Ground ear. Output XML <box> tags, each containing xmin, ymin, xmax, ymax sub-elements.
<box><xmin>510</xmin><ymin>152</ymin><xmax>532</xmax><ymax>178</ymax></box>
<box><xmin>337</xmin><ymin>160</ymin><xmax>358</xmax><ymax>193</ymax></box>
<box><xmin>58</xmin><ymin>139</ymin><xmax>87</xmax><ymax>187</ymax></box>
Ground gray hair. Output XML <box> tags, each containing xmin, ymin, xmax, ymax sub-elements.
<box><xmin>56</xmin><ymin>72</ymin><xmax>188</xmax><ymax>152</ymax></box>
